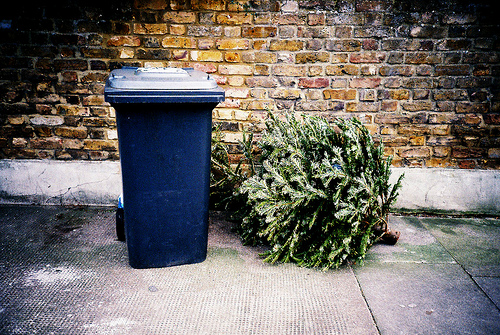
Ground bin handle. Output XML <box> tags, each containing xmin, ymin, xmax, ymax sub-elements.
<box><xmin>134</xmin><ymin>67</ymin><xmax>190</xmax><ymax>77</ymax></box>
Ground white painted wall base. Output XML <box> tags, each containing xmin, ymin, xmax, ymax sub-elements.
<box><xmin>0</xmin><ymin>160</ymin><xmax>499</xmax><ymax>215</ymax></box>
<box><xmin>0</xmin><ymin>159</ymin><xmax>122</xmax><ymax>206</ymax></box>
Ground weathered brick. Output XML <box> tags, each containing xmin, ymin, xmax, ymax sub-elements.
<box><xmin>346</xmin><ymin>102</ymin><xmax>379</xmax><ymax>112</ymax></box>
<box><xmin>456</xmin><ymin>102</ymin><xmax>489</xmax><ymax>114</ymax></box>
<box><xmin>375</xmin><ymin>113</ymin><xmax>410</xmax><ymax>124</ymax></box>
<box><xmin>83</xmin><ymin>139</ymin><xmax>118</xmax><ymax>151</ymax></box>
<box><xmin>297</xmin><ymin>27</ymin><xmax>330</xmax><ymax>39</ymax></box>
<box><xmin>401</xmin><ymin>101</ymin><xmax>433</xmax><ymax>112</ymax></box>
<box><xmin>323</xmin><ymin>89</ymin><xmax>356</xmax><ymax>100</ymax></box>
<box><xmin>30</xmin><ymin>137</ymin><xmax>63</xmax><ymax>149</ymax></box>
<box><xmin>379</xmin><ymin>65</ymin><xmax>412</xmax><ymax>76</ymax></box>
<box><xmin>298</xmin><ymin>78</ymin><xmax>329</xmax><ymax>88</ymax></box>
<box><xmin>188</xmin><ymin>26</ymin><xmax>222</xmax><ymax>37</ymax></box>
<box><xmin>216</xmin><ymin>39</ymin><xmax>250</xmax><ymax>50</ymax></box>
<box><xmin>219</xmin><ymin>65</ymin><xmax>253</xmax><ymax>75</ymax></box>
<box><xmin>295</xmin><ymin>52</ymin><xmax>329</xmax><ymax>64</ymax></box>
<box><xmin>162</xmin><ymin>37</ymin><xmax>196</xmax><ymax>48</ymax></box>
<box><xmin>326</xmin><ymin>64</ymin><xmax>359</xmax><ymax>76</ymax></box>
<box><xmin>381</xmin><ymin>137</ymin><xmax>409</xmax><ymax>147</ymax></box>
<box><xmin>224</xmin><ymin>52</ymin><xmax>240</xmax><ymax>63</ymax></box>
<box><xmin>30</xmin><ymin>115</ymin><xmax>64</xmax><ymax>126</ymax></box>
<box><xmin>269</xmin><ymin>89</ymin><xmax>301</xmax><ymax>99</ymax></box>
<box><xmin>107</xmin><ymin>36</ymin><xmax>141</xmax><ymax>47</ymax></box>
<box><xmin>272</xmin><ymin>65</ymin><xmax>307</xmax><ymax>76</ymax></box>
<box><xmin>435</xmin><ymin>65</ymin><xmax>470</xmax><ymax>76</ymax></box>
<box><xmin>326</xmin><ymin>39</ymin><xmax>362</xmax><ymax>52</ymax></box>
<box><xmin>484</xmin><ymin>114</ymin><xmax>500</xmax><ymax>125</ymax></box>
<box><xmin>269</xmin><ymin>40</ymin><xmax>304</xmax><ymax>51</ymax></box>
<box><xmin>54</xmin><ymin>59</ymin><xmax>88</xmax><ymax>71</ymax></box>
<box><xmin>307</xmin><ymin>13</ymin><xmax>325</xmax><ymax>26</ymax></box>
<box><xmin>191</xmin><ymin>51</ymin><xmax>223</xmax><ymax>62</ymax></box>
<box><xmin>254</xmin><ymin>52</ymin><xmax>277</xmax><ymax>64</ymax></box>
<box><xmin>54</xmin><ymin>127</ymin><xmax>87</xmax><ymax>139</ymax></box>
<box><xmin>405</xmin><ymin>52</ymin><xmax>441</xmax><ymax>64</ymax></box>
<box><xmin>349</xmin><ymin>52</ymin><xmax>385</xmax><ymax>63</ymax></box>
<box><xmin>296</xmin><ymin>101</ymin><xmax>328</xmax><ymax>111</ymax></box>
<box><xmin>399</xmin><ymin>147</ymin><xmax>431</xmax><ymax>158</ymax></box>
<box><xmin>272</xmin><ymin>13</ymin><xmax>307</xmax><ymax>25</ymax></box>
<box><xmin>410</xmin><ymin>25</ymin><xmax>446</xmax><ymax>38</ymax></box>
<box><xmin>452</xmin><ymin>147</ymin><xmax>485</xmax><ymax>159</ymax></box>
<box><xmin>216</xmin><ymin>13</ymin><xmax>253</xmax><ymax>25</ymax></box>
<box><xmin>134</xmin><ymin>23</ymin><xmax>168</xmax><ymax>35</ymax></box>
<box><xmin>349</xmin><ymin>77</ymin><xmax>381</xmax><ymax>88</ymax></box>
<box><xmin>242</xmin><ymin>27</ymin><xmax>277</xmax><ymax>38</ymax></box>
<box><xmin>163</xmin><ymin>11</ymin><xmax>196</xmax><ymax>23</ymax></box>
<box><xmin>225</xmin><ymin>88</ymin><xmax>250</xmax><ymax>99</ymax></box>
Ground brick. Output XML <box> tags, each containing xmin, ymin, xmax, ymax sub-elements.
<box><xmin>216</xmin><ymin>13</ymin><xmax>253</xmax><ymax>25</ymax></box>
<box><xmin>452</xmin><ymin>147</ymin><xmax>484</xmax><ymax>159</ymax></box>
<box><xmin>356</xmin><ymin>0</ymin><xmax>392</xmax><ymax>11</ymax></box>
<box><xmin>269</xmin><ymin>40</ymin><xmax>304</xmax><ymax>51</ymax></box>
<box><xmin>190</xmin><ymin>51</ymin><xmax>223</xmax><ymax>62</ymax></box>
<box><xmin>401</xmin><ymin>101</ymin><xmax>432</xmax><ymax>112</ymax></box>
<box><xmin>30</xmin><ymin>115</ymin><xmax>64</xmax><ymax>126</ymax></box>
<box><xmin>170</xmin><ymin>25</ymin><xmax>187</xmax><ymax>36</ymax></box>
<box><xmin>346</xmin><ymin>102</ymin><xmax>379</xmax><ymax>112</ymax></box>
<box><xmin>162</xmin><ymin>37</ymin><xmax>196</xmax><ymax>48</ymax></box>
<box><xmin>272</xmin><ymin>65</ymin><xmax>307</xmax><ymax>76</ymax></box>
<box><xmin>134</xmin><ymin>23</ymin><xmax>168</xmax><ymax>35</ymax></box>
<box><xmin>484</xmin><ymin>114</ymin><xmax>500</xmax><ymax>124</ymax></box>
<box><xmin>410</xmin><ymin>25</ymin><xmax>446</xmax><ymax>38</ymax></box>
<box><xmin>107</xmin><ymin>36</ymin><xmax>141</xmax><ymax>47</ymax></box>
<box><xmin>216</xmin><ymin>39</ymin><xmax>250</xmax><ymax>50</ymax></box>
<box><xmin>242</xmin><ymin>100</ymin><xmax>274</xmax><ymax>111</ymax></box>
<box><xmin>219</xmin><ymin>65</ymin><xmax>253</xmax><ymax>75</ymax></box>
<box><xmin>297</xmin><ymin>27</ymin><xmax>329</xmax><ymax>39</ymax></box>
<box><xmin>349</xmin><ymin>52</ymin><xmax>386</xmax><ymax>63</ymax></box>
<box><xmin>381</xmin><ymin>137</ymin><xmax>409</xmax><ymax>147</ymax></box>
<box><xmin>225</xmin><ymin>88</ymin><xmax>250</xmax><ymax>98</ymax></box>
<box><xmin>399</xmin><ymin>147</ymin><xmax>431</xmax><ymax>158</ymax></box>
<box><xmin>242</xmin><ymin>27</ymin><xmax>277</xmax><ymax>38</ymax></box>
<box><xmin>163</xmin><ymin>11</ymin><xmax>196</xmax><ymax>23</ymax></box>
<box><xmin>308</xmin><ymin>13</ymin><xmax>325</xmax><ymax>26</ymax></box>
<box><xmin>54</xmin><ymin>127</ymin><xmax>87</xmax><ymax>139</ymax></box>
<box><xmin>295</xmin><ymin>52</ymin><xmax>329</xmax><ymax>64</ymax></box>
<box><xmin>188</xmin><ymin>26</ymin><xmax>222</xmax><ymax>37</ymax></box>
<box><xmin>435</xmin><ymin>65</ymin><xmax>470</xmax><ymax>76</ymax></box>
<box><xmin>375</xmin><ymin>113</ymin><xmax>410</xmax><ymax>124</ymax></box>
<box><xmin>433</xmin><ymin>90</ymin><xmax>468</xmax><ymax>101</ymax></box>
<box><xmin>269</xmin><ymin>89</ymin><xmax>301</xmax><ymax>99</ymax></box>
<box><xmin>254</xmin><ymin>52</ymin><xmax>277</xmax><ymax>63</ymax></box>
<box><xmin>349</xmin><ymin>77</ymin><xmax>381</xmax><ymax>88</ymax></box>
<box><xmin>326</xmin><ymin>64</ymin><xmax>359</xmax><ymax>76</ymax></box>
<box><xmin>398</xmin><ymin>125</ymin><xmax>431</xmax><ymax>136</ymax></box>
<box><xmin>489</xmin><ymin>148</ymin><xmax>500</xmax><ymax>159</ymax></box>
<box><xmin>298</xmin><ymin>78</ymin><xmax>329</xmax><ymax>88</ymax></box>
<box><xmin>246</xmin><ymin>77</ymin><xmax>279</xmax><ymax>88</ymax></box>
<box><xmin>54</xmin><ymin>59</ymin><xmax>88</xmax><ymax>71</ymax></box>
<box><xmin>326</xmin><ymin>39</ymin><xmax>362</xmax><ymax>52</ymax></box>
<box><xmin>224</xmin><ymin>52</ymin><xmax>240</xmax><ymax>63</ymax></box>
<box><xmin>456</xmin><ymin>102</ymin><xmax>489</xmax><ymax>114</ymax></box>
<box><xmin>379</xmin><ymin>65</ymin><xmax>412</xmax><ymax>76</ymax></box>
<box><xmin>405</xmin><ymin>52</ymin><xmax>441</xmax><ymax>64</ymax></box>
<box><xmin>30</xmin><ymin>137</ymin><xmax>63</xmax><ymax>149</ymax></box>
<box><xmin>83</xmin><ymin>139</ymin><xmax>118</xmax><ymax>151</ymax></box>
<box><xmin>172</xmin><ymin>50</ymin><xmax>189</xmax><ymax>61</ymax></box>
<box><xmin>120</xmin><ymin>49</ymin><xmax>134</xmax><ymax>59</ymax></box>
<box><xmin>295</xmin><ymin>101</ymin><xmax>328</xmax><ymax>111</ymax></box>
<box><xmin>198</xmin><ymin>39</ymin><xmax>214</xmax><ymax>50</ymax></box>
<box><xmin>323</xmin><ymin>89</ymin><xmax>356</xmax><ymax>100</ymax></box>
<box><xmin>272</xmin><ymin>13</ymin><xmax>307</xmax><ymax>25</ymax></box>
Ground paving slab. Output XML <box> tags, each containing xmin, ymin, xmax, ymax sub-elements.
<box><xmin>0</xmin><ymin>206</ymin><xmax>377</xmax><ymax>335</ymax></box>
<box><xmin>355</xmin><ymin>215</ymin><xmax>500</xmax><ymax>335</ymax></box>
<box><xmin>420</xmin><ymin>217</ymin><xmax>500</xmax><ymax>277</ymax></box>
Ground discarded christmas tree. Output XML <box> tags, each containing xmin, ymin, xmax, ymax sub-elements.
<box><xmin>238</xmin><ymin>113</ymin><xmax>403</xmax><ymax>269</ymax></box>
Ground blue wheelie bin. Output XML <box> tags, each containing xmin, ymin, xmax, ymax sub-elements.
<box><xmin>104</xmin><ymin>67</ymin><xmax>225</xmax><ymax>268</ymax></box>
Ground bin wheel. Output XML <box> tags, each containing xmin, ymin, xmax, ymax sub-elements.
<box><xmin>116</xmin><ymin>208</ymin><xmax>125</xmax><ymax>241</ymax></box>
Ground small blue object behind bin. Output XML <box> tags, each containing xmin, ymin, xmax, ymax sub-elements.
<box><xmin>105</xmin><ymin>67</ymin><xmax>224</xmax><ymax>269</ymax></box>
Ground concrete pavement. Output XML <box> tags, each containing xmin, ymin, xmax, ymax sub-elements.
<box><xmin>0</xmin><ymin>206</ymin><xmax>499</xmax><ymax>334</ymax></box>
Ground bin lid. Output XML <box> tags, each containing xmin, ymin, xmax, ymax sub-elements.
<box><xmin>104</xmin><ymin>67</ymin><xmax>225</xmax><ymax>104</ymax></box>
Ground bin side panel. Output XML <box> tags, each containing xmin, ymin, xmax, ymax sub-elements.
<box><xmin>115</xmin><ymin>103</ymin><xmax>213</xmax><ymax>268</ymax></box>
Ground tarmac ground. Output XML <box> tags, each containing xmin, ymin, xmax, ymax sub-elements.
<box><xmin>0</xmin><ymin>205</ymin><xmax>499</xmax><ymax>334</ymax></box>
